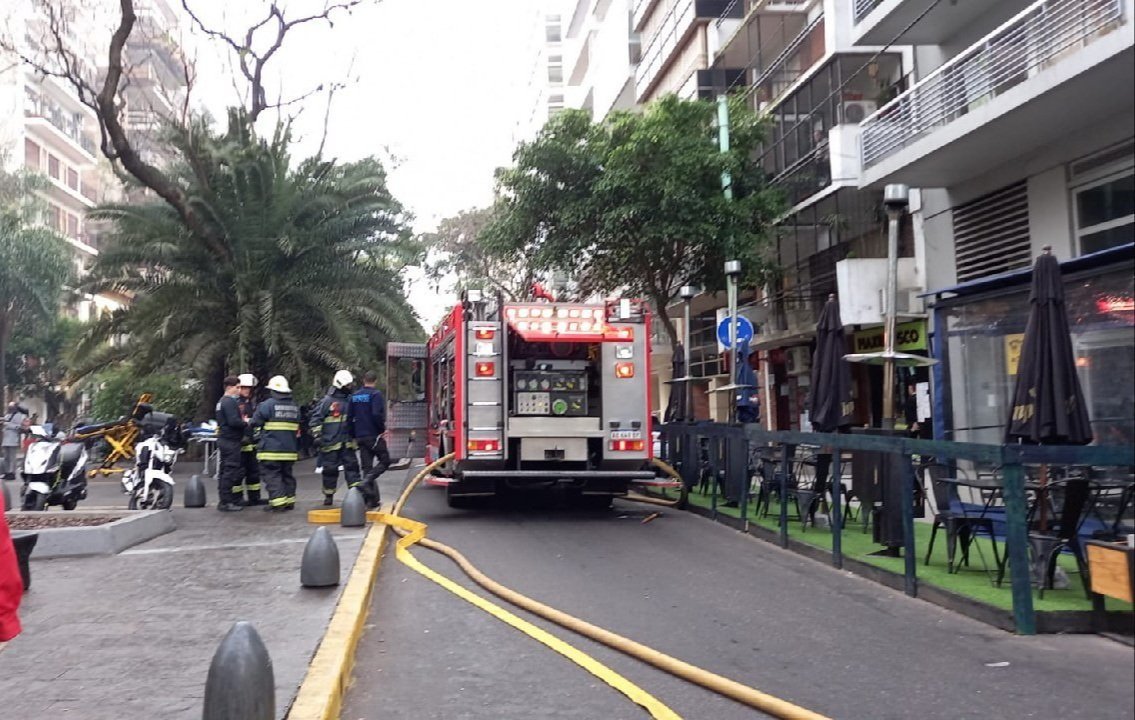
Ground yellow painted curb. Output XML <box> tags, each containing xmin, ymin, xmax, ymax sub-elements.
<box><xmin>286</xmin><ymin>519</ymin><xmax>389</xmax><ymax>719</ymax></box>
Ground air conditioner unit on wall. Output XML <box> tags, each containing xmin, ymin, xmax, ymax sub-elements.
<box><xmin>785</xmin><ymin>346</ymin><xmax>811</xmax><ymax>376</ymax></box>
<box><xmin>842</xmin><ymin>100</ymin><xmax>878</xmax><ymax>124</ymax></box>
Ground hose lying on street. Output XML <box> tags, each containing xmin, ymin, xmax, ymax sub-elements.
<box><xmin>383</xmin><ymin>455</ymin><xmax>830</xmax><ymax>720</ymax></box>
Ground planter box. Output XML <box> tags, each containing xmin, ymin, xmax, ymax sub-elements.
<box><xmin>5</xmin><ymin>510</ymin><xmax>176</xmax><ymax>559</ymax></box>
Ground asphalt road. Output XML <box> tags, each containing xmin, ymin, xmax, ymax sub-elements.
<box><xmin>342</xmin><ymin>477</ymin><xmax>1134</xmax><ymax>720</ymax></box>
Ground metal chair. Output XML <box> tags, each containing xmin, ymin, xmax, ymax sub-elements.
<box><xmin>923</xmin><ymin>463</ymin><xmax>1001</xmax><ymax>578</ymax></box>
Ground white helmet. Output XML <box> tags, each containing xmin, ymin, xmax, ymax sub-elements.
<box><xmin>332</xmin><ymin>370</ymin><xmax>354</xmax><ymax>389</ymax></box>
<box><xmin>238</xmin><ymin>373</ymin><xmax>258</xmax><ymax>388</ymax></box>
<box><xmin>266</xmin><ymin>375</ymin><xmax>291</xmax><ymax>393</ymax></box>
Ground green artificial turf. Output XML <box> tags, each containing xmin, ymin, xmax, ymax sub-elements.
<box><xmin>659</xmin><ymin>486</ymin><xmax>1134</xmax><ymax>614</ymax></box>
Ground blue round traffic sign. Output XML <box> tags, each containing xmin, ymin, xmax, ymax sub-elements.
<box><xmin>717</xmin><ymin>316</ymin><xmax>754</xmax><ymax>349</ymax></box>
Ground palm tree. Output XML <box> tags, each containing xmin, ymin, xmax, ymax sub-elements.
<box><xmin>0</xmin><ymin>167</ymin><xmax>73</xmax><ymax>407</ymax></box>
<box><xmin>74</xmin><ymin>111</ymin><xmax>423</xmax><ymax>417</ymax></box>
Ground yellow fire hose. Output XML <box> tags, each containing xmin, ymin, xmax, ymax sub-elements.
<box><xmin>382</xmin><ymin>454</ymin><xmax>829</xmax><ymax>720</ymax></box>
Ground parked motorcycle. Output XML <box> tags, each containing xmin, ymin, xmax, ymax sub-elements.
<box><xmin>20</xmin><ymin>425</ymin><xmax>89</xmax><ymax>511</ymax></box>
<box><xmin>122</xmin><ymin>419</ymin><xmax>185</xmax><ymax>510</ymax></box>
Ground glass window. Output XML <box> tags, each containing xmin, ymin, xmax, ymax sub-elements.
<box><xmin>1075</xmin><ymin>171</ymin><xmax>1134</xmax><ymax>254</ymax></box>
<box><xmin>548</xmin><ymin>64</ymin><xmax>563</xmax><ymax>83</ymax></box>
<box><xmin>48</xmin><ymin>154</ymin><xmax>60</xmax><ymax>179</ymax></box>
<box><xmin>24</xmin><ymin>139</ymin><xmax>40</xmax><ymax>169</ymax></box>
<box><xmin>546</xmin><ymin>24</ymin><xmax>561</xmax><ymax>42</ymax></box>
<box><xmin>67</xmin><ymin>167</ymin><xmax>79</xmax><ymax>190</ymax></box>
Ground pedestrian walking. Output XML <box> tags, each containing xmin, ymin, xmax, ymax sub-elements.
<box><xmin>234</xmin><ymin>373</ymin><xmax>265</xmax><ymax>506</ymax></box>
<box><xmin>214</xmin><ymin>376</ymin><xmax>246</xmax><ymax>512</ymax></box>
<box><xmin>350</xmin><ymin>371</ymin><xmax>387</xmax><ymax>509</ymax></box>
<box><xmin>250</xmin><ymin>375</ymin><xmax>301</xmax><ymax>512</ymax></box>
<box><xmin>2</xmin><ymin>402</ymin><xmax>28</xmax><ymax>480</ymax></box>
<box><xmin>310</xmin><ymin>370</ymin><xmax>363</xmax><ymax>507</ymax></box>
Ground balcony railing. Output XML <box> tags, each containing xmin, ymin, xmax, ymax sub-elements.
<box><xmin>771</xmin><ymin>140</ymin><xmax>833</xmax><ymax>207</ymax></box>
<box><xmin>636</xmin><ymin>0</ymin><xmax>698</xmax><ymax>99</ymax></box>
<box><xmin>854</xmin><ymin>0</ymin><xmax>883</xmax><ymax>22</ymax></box>
<box><xmin>861</xmin><ymin>0</ymin><xmax>1127</xmax><ymax>168</ymax></box>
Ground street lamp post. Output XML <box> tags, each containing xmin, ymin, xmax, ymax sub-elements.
<box><xmin>725</xmin><ymin>260</ymin><xmax>742</xmax><ymax>424</ymax></box>
<box><xmin>680</xmin><ymin>285</ymin><xmax>697</xmax><ymax>421</ymax></box>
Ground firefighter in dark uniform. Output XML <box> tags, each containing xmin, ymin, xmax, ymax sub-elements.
<box><xmin>350</xmin><ymin>370</ymin><xmax>387</xmax><ymax>509</ymax></box>
<box><xmin>310</xmin><ymin>370</ymin><xmax>363</xmax><ymax>506</ymax></box>
<box><xmin>214</xmin><ymin>375</ymin><xmax>246</xmax><ymax>512</ymax></box>
<box><xmin>233</xmin><ymin>373</ymin><xmax>264</xmax><ymax>506</ymax></box>
<box><xmin>250</xmin><ymin>375</ymin><xmax>300</xmax><ymax>512</ymax></box>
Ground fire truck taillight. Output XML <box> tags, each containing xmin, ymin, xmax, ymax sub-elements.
<box><xmin>609</xmin><ymin>439</ymin><xmax>645</xmax><ymax>452</ymax></box>
<box><xmin>475</xmin><ymin>361</ymin><xmax>495</xmax><ymax>377</ymax></box>
<box><xmin>474</xmin><ymin>328</ymin><xmax>495</xmax><ymax>340</ymax></box>
<box><xmin>614</xmin><ymin>362</ymin><xmax>635</xmax><ymax>379</ymax></box>
<box><xmin>467</xmin><ymin>439</ymin><xmax>501</xmax><ymax>452</ymax></box>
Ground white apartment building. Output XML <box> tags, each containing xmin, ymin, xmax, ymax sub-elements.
<box><xmin>515</xmin><ymin>3</ymin><xmax>568</xmax><ymax>145</ymax></box>
<box><xmin>853</xmin><ymin>0</ymin><xmax>1135</xmax><ymax>445</ymax></box>
<box><xmin>562</xmin><ymin>0</ymin><xmax>642</xmax><ymax>119</ymax></box>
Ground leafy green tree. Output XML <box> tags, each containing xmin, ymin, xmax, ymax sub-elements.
<box><xmin>82</xmin><ymin>364</ymin><xmax>198</xmax><ymax>423</ymax></box>
<box><xmin>73</xmin><ymin>111</ymin><xmax>423</xmax><ymax>419</ymax></box>
<box><xmin>421</xmin><ymin>207</ymin><xmax>536</xmax><ymax>300</ymax></box>
<box><xmin>6</xmin><ymin>317</ymin><xmax>83</xmax><ymax>427</ymax></box>
<box><xmin>482</xmin><ymin>95</ymin><xmax>783</xmax><ymax>347</ymax></box>
<box><xmin>0</xmin><ymin>166</ymin><xmax>74</xmax><ymax>407</ymax></box>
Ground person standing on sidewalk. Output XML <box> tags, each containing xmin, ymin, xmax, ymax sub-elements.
<box><xmin>234</xmin><ymin>373</ymin><xmax>264</xmax><ymax>506</ymax></box>
<box><xmin>350</xmin><ymin>371</ymin><xmax>387</xmax><ymax>509</ymax></box>
<box><xmin>250</xmin><ymin>375</ymin><xmax>300</xmax><ymax>512</ymax></box>
<box><xmin>214</xmin><ymin>377</ymin><xmax>246</xmax><ymax>512</ymax></box>
<box><xmin>310</xmin><ymin>370</ymin><xmax>363</xmax><ymax>507</ymax></box>
<box><xmin>2</xmin><ymin>402</ymin><xmax>28</xmax><ymax>481</ymax></box>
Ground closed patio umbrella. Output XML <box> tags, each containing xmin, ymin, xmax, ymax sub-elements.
<box><xmin>734</xmin><ymin>337</ymin><xmax>760</xmax><ymax>425</ymax></box>
<box><xmin>1006</xmin><ymin>247</ymin><xmax>1093</xmax><ymax>446</ymax></box>
<box><xmin>808</xmin><ymin>295</ymin><xmax>853</xmax><ymax>434</ymax></box>
<box><xmin>1006</xmin><ymin>247</ymin><xmax>1092</xmax><ymax>534</ymax></box>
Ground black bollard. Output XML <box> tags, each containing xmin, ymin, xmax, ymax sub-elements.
<box><xmin>340</xmin><ymin>486</ymin><xmax>366</xmax><ymax>527</ymax></box>
<box><xmin>300</xmin><ymin>526</ymin><xmax>340</xmax><ymax>588</ymax></box>
<box><xmin>184</xmin><ymin>473</ymin><xmax>207</xmax><ymax>508</ymax></box>
<box><xmin>1</xmin><ymin>479</ymin><xmax>11</xmax><ymax>512</ymax></box>
<box><xmin>203</xmin><ymin>621</ymin><xmax>274</xmax><ymax>720</ymax></box>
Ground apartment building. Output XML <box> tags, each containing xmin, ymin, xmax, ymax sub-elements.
<box><xmin>853</xmin><ymin>0</ymin><xmax>1135</xmax><ymax>445</ymax></box>
<box><xmin>515</xmin><ymin>3</ymin><xmax>568</xmax><ymax>145</ymax></box>
<box><xmin>562</xmin><ymin>0</ymin><xmax>642</xmax><ymax>120</ymax></box>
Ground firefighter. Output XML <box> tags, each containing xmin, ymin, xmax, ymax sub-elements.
<box><xmin>234</xmin><ymin>373</ymin><xmax>264</xmax><ymax>506</ymax></box>
<box><xmin>310</xmin><ymin>370</ymin><xmax>363</xmax><ymax>507</ymax></box>
<box><xmin>214</xmin><ymin>375</ymin><xmax>246</xmax><ymax>512</ymax></box>
<box><xmin>250</xmin><ymin>375</ymin><xmax>300</xmax><ymax>512</ymax></box>
<box><xmin>350</xmin><ymin>370</ymin><xmax>387</xmax><ymax>509</ymax></box>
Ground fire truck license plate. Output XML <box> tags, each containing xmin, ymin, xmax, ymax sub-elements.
<box><xmin>610</xmin><ymin>431</ymin><xmax>642</xmax><ymax>440</ymax></box>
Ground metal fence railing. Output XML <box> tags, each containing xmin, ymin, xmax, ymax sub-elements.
<box><xmin>854</xmin><ymin>0</ymin><xmax>883</xmax><ymax>22</ymax></box>
<box><xmin>860</xmin><ymin>0</ymin><xmax>1127</xmax><ymax>168</ymax></box>
<box><xmin>657</xmin><ymin>421</ymin><xmax>1134</xmax><ymax>634</ymax></box>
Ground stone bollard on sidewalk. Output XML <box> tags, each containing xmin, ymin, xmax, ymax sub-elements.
<box><xmin>341</xmin><ymin>486</ymin><xmax>366</xmax><ymax>527</ymax></box>
<box><xmin>1</xmin><ymin>479</ymin><xmax>11</xmax><ymax>512</ymax></box>
<box><xmin>301</xmin><ymin>526</ymin><xmax>340</xmax><ymax>588</ymax></box>
<box><xmin>184</xmin><ymin>474</ymin><xmax>207</xmax><ymax>508</ymax></box>
<box><xmin>203</xmin><ymin>621</ymin><xmax>274</xmax><ymax>720</ymax></box>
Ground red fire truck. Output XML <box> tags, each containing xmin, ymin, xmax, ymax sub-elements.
<box><xmin>417</xmin><ymin>291</ymin><xmax>657</xmax><ymax>508</ymax></box>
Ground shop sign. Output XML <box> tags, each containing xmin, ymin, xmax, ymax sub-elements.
<box><xmin>1004</xmin><ymin>333</ymin><xmax>1025</xmax><ymax>376</ymax></box>
<box><xmin>852</xmin><ymin>321</ymin><xmax>928</xmax><ymax>354</ymax></box>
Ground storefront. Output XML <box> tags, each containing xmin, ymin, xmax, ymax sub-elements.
<box><xmin>929</xmin><ymin>244</ymin><xmax>1134</xmax><ymax>445</ymax></box>
<box><xmin>850</xmin><ymin>320</ymin><xmax>932</xmax><ymax>432</ymax></box>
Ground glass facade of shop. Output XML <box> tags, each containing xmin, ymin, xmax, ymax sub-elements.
<box><xmin>939</xmin><ymin>263</ymin><xmax>1134</xmax><ymax>446</ymax></box>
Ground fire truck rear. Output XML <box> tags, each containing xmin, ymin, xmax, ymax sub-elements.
<box><xmin>425</xmin><ymin>293</ymin><xmax>655</xmax><ymax>507</ymax></box>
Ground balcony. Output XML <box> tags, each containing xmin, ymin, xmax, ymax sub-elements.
<box><xmin>853</xmin><ymin>0</ymin><xmax>1035</xmax><ymax>46</ymax></box>
<box><xmin>635</xmin><ymin>0</ymin><xmax>743</xmax><ymax>102</ymax></box>
<box><xmin>859</xmin><ymin>0</ymin><xmax>1134</xmax><ymax>188</ymax></box>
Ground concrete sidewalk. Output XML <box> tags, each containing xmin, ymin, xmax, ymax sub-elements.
<box><xmin>0</xmin><ymin>460</ymin><xmax>363</xmax><ymax>720</ymax></box>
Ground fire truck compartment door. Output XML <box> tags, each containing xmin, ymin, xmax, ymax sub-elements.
<box><xmin>520</xmin><ymin>437</ymin><xmax>588</xmax><ymax>462</ymax></box>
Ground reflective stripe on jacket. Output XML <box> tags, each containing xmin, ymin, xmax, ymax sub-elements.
<box><xmin>251</xmin><ymin>396</ymin><xmax>299</xmax><ymax>462</ymax></box>
<box><xmin>310</xmin><ymin>389</ymin><xmax>355</xmax><ymax>453</ymax></box>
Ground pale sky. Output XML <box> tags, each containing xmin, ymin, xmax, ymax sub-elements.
<box><xmin>186</xmin><ymin>0</ymin><xmax>538</xmax><ymax>329</ymax></box>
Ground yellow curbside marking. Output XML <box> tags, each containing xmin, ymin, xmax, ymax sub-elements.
<box><xmin>287</xmin><ymin>520</ymin><xmax>388</xmax><ymax>720</ymax></box>
<box><xmin>378</xmin><ymin>512</ymin><xmax>682</xmax><ymax>720</ymax></box>
<box><xmin>305</xmin><ymin>509</ymin><xmax>341</xmax><ymax>524</ymax></box>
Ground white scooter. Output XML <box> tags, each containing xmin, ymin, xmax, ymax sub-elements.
<box><xmin>122</xmin><ymin>433</ymin><xmax>181</xmax><ymax>510</ymax></box>
<box><xmin>21</xmin><ymin>425</ymin><xmax>90</xmax><ymax>511</ymax></box>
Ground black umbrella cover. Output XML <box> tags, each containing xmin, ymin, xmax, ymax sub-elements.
<box><xmin>664</xmin><ymin>343</ymin><xmax>688</xmax><ymax>423</ymax></box>
<box><xmin>809</xmin><ymin>296</ymin><xmax>853</xmax><ymax>433</ymax></box>
<box><xmin>1006</xmin><ymin>250</ymin><xmax>1093</xmax><ymax>445</ymax></box>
